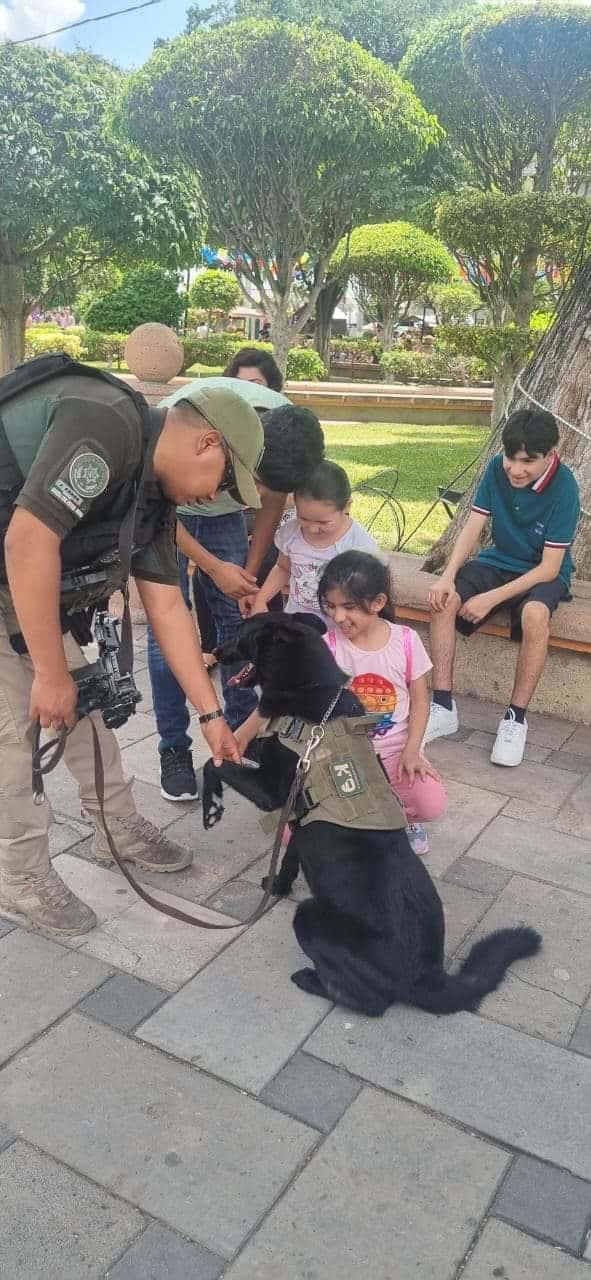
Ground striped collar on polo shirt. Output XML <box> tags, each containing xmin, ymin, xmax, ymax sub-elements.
<box><xmin>531</xmin><ymin>450</ymin><xmax>560</xmax><ymax>492</ymax></box>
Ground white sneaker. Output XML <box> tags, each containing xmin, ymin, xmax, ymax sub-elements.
<box><xmin>490</xmin><ymin>711</ymin><xmax>528</xmax><ymax>767</ymax></box>
<box><xmin>406</xmin><ymin>823</ymin><xmax>429</xmax><ymax>856</ymax></box>
<box><xmin>424</xmin><ymin>699</ymin><xmax>459</xmax><ymax>745</ymax></box>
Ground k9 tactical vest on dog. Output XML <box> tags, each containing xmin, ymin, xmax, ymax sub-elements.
<box><xmin>259</xmin><ymin>712</ymin><xmax>406</xmax><ymax>832</ymax></box>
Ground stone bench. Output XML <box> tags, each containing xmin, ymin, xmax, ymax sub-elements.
<box><xmin>117</xmin><ymin>373</ymin><xmax>492</xmax><ymax>426</ymax></box>
<box><xmin>389</xmin><ymin>552</ymin><xmax>591</xmax><ymax>724</ymax></box>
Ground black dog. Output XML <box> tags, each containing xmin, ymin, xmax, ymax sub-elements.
<box><xmin>202</xmin><ymin>613</ymin><xmax>541</xmax><ymax>1017</ymax></box>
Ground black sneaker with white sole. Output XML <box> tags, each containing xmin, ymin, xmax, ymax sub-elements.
<box><xmin>160</xmin><ymin>748</ymin><xmax>198</xmax><ymax>801</ymax></box>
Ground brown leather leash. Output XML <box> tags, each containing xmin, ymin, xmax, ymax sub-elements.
<box><xmin>30</xmin><ymin>709</ymin><xmax>334</xmax><ymax>930</ymax></box>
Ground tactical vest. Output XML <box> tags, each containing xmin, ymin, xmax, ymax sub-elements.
<box><xmin>259</xmin><ymin>713</ymin><xmax>406</xmax><ymax>833</ymax></box>
<box><xmin>0</xmin><ymin>354</ymin><xmax>170</xmax><ymax>609</ymax></box>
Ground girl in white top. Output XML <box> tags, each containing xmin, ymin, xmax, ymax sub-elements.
<box><xmin>319</xmin><ymin>550</ymin><xmax>447</xmax><ymax>857</ymax></box>
<box><xmin>251</xmin><ymin>460</ymin><xmax>380</xmax><ymax>618</ymax></box>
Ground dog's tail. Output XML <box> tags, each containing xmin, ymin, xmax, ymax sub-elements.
<box><xmin>412</xmin><ymin>927</ymin><xmax>541</xmax><ymax>1015</ymax></box>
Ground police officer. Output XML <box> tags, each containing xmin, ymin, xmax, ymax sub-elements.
<box><xmin>0</xmin><ymin>363</ymin><xmax>263</xmax><ymax>938</ymax></box>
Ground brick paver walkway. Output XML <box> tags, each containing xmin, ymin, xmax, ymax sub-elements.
<box><xmin>1</xmin><ymin>624</ymin><xmax>590</xmax><ymax>1278</ymax></box>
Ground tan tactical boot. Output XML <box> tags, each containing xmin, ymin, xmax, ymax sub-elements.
<box><xmin>0</xmin><ymin>866</ymin><xmax>97</xmax><ymax>938</ymax></box>
<box><xmin>89</xmin><ymin>813</ymin><xmax>193</xmax><ymax>872</ymax></box>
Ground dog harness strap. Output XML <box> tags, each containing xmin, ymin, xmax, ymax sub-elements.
<box><xmin>261</xmin><ymin>714</ymin><xmax>406</xmax><ymax>832</ymax></box>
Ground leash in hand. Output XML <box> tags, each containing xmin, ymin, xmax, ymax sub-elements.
<box><xmin>31</xmin><ymin>696</ymin><xmax>340</xmax><ymax>930</ymax></box>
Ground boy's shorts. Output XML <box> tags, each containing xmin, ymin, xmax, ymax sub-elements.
<box><xmin>454</xmin><ymin>560</ymin><xmax>570</xmax><ymax>641</ymax></box>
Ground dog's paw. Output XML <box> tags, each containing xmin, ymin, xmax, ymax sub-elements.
<box><xmin>201</xmin><ymin>765</ymin><xmax>225</xmax><ymax>830</ymax></box>
<box><xmin>291</xmin><ymin>968</ymin><xmax>329</xmax><ymax>999</ymax></box>
<box><xmin>202</xmin><ymin>785</ymin><xmax>224</xmax><ymax>830</ymax></box>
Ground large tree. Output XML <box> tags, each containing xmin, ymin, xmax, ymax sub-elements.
<box><xmin>424</xmin><ymin>253</ymin><xmax>591</xmax><ymax>578</ymax></box>
<box><xmin>0</xmin><ymin>44</ymin><xmax>202</xmax><ymax>375</ymax></box>
<box><xmin>402</xmin><ymin>3</ymin><xmax>591</xmax><ymax>421</ymax></box>
<box><xmin>332</xmin><ymin>221</ymin><xmax>455</xmax><ymax>349</ymax></box>
<box><xmin>184</xmin><ymin>0</ymin><xmax>459</xmax><ymax>360</ymax></box>
<box><xmin>120</xmin><ymin>19</ymin><xmax>438</xmax><ymax>372</ymax></box>
<box><xmin>185</xmin><ymin>0</ymin><xmax>459</xmax><ymax>65</ymax></box>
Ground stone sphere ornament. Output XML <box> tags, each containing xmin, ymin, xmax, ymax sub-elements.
<box><xmin>124</xmin><ymin>323</ymin><xmax>183</xmax><ymax>383</ymax></box>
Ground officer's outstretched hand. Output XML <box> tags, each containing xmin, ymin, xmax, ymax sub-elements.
<box><xmin>201</xmin><ymin>716</ymin><xmax>242</xmax><ymax>767</ymax></box>
<box><xmin>30</xmin><ymin>672</ymin><xmax>78</xmax><ymax>732</ymax></box>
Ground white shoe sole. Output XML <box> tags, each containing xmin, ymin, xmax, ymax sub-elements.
<box><xmin>423</xmin><ymin>717</ymin><xmax>459</xmax><ymax>745</ymax></box>
<box><xmin>490</xmin><ymin>750</ymin><xmax>524</xmax><ymax>767</ymax></box>
<box><xmin>160</xmin><ymin>787</ymin><xmax>199</xmax><ymax>802</ymax></box>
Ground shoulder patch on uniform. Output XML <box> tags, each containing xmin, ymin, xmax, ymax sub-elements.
<box><xmin>68</xmin><ymin>452</ymin><xmax>110</xmax><ymax>499</ymax></box>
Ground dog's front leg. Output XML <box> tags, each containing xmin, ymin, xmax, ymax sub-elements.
<box><xmin>201</xmin><ymin>757</ymin><xmax>286</xmax><ymax>831</ymax></box>
<box><xmin>214</xmin><ymin>760</ymin><xmax>284</xmax><ymax>811</ymax></box>
<box><xmin>201</xmin><ymin>760</ymin><xmax>225</xmax><ymax>829</ymax></box>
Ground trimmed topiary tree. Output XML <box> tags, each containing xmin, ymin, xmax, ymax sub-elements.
<box><xmin>189</xmin><ymin>269</ymin><xmax>242</xmax><ymax>330</ymax></box>
<box><xmin>83</xmin><ymin>266</ymin><xmax>185</xmax><ymax>333</ymax></box>
<box><xmin>118</xmin><ymin>19</ymin><xmax>439</xmax><ymax>375</ymax></box>
<box><xmin>332</xmin><ymin>221</ymin><xmax>455</xmax><ymax>349</ymax></box>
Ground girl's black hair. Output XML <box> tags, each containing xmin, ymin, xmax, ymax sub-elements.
<box><xmin>318</xmin><ymin>550</ymin><xmax>396</xmax><ymax>621</ymax></box>
<box><xmin>223</xmin><ymin>346</ymin><xmax>284</xmax><ymax>392</ymax></box>
<box><xmin>295</xmin><ymin>459</ymin><xmax>351</xmax><ymax>509</ymax></box>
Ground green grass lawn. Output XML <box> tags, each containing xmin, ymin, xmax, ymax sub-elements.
<box><xmin>323</xmin><ymin>421</ymin><xmax>489</xmax><ymax>557</ymax></box>
<box><xmin>84</xmin><ymin>360</ymin><xmax>486</xmax><ymax>558</ymax></box>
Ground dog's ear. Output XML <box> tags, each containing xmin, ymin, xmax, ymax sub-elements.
<box><xmin>291</xmin><ymin>612</ymin><xmax>327</xmax><ymax>636</ymax></box>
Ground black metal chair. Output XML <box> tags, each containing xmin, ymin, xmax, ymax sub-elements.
<box><xmin>353</xmin><ymin>468</ymin><xmax>406</xmax><ymax>551</ymax></box>
<box><xmin>437</xmin><ymin>485</ymin><xmax>466</xmax><ymax>520</ymax></box>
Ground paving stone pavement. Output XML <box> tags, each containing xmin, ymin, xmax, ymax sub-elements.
<box><xmin>2</xmin><ymin>666</ymin><xmax>591</xmax><ymax>1277</ymax></box>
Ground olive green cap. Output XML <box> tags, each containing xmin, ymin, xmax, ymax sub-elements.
<box><xmin>163</xmin><ymin>381</ymin><xmax>265</xmax><ymax>508</ymax></box>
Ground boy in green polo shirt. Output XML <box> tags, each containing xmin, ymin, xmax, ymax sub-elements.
<box><xmin>425</xmin><ymin>408</ymin><xmax>580</xmax><ymax>766</ymax></box>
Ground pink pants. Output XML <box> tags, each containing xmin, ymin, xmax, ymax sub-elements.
<box><xmin>380</xmin><ymin>751</ymin><xmax>447</xmax><ymax>824</ymax></box>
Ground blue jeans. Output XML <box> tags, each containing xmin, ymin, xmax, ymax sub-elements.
<box><xmin>147</xmin><ymin>511</ymin><xmax>257</xmax><ymax>749</ymax></box>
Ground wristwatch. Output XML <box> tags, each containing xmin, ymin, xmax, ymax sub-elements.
<box><xmin>199</xmin><ymin>709</ymin><xmax>225</xmax><ymax>725</ymax></box>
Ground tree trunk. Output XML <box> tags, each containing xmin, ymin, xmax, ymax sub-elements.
<box><xmin>0</xmin><ymin>261</ymin><xmax>26</xmax><ymax>375</ymax></box>
<box><xmin>382</xmin><ymin>305</ymin><xmax>395</xmax><ymax>352</ymax></box>
<box><xmin>424</xmin><ymin>255</ymin><xmax>591</xmax><ymax>579</ymax></box>
<box><xmin>270</xmin><ymin>303</ymin><xmax>292</xmax><ymax>379</ymax></box>
<box><xmin>314</xmin><ymin>277</ymin><xmax>345</xmax><ymax>367</ymax></box>
<box><xmin>491</xmin><ymin>351</ymin><xmax>519</xmax><ymax>427</ymax></box>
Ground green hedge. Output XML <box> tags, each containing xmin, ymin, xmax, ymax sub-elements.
<box><xmin>380</xmin><ymin>347</ymin><xmax>487</xmax><ymax>385</ymax></box>
<box><xmin>83</xmin><ymin>330</ymin><xmax>128</xmax><ymax>367</ymax></box>
<box><xmin>329</xmin><ymin>336</ymin><xmax>382</xmax><ymax>362</ymax></box>
<box><xmin>181</xmin><ymin>332</ymin><xmax>239</xmax><ymax>371</ymax></box>
<box><xmin>436</xmin><ymin>325</ymin><xmax>534</xmax><ymax>375</ymax></box>
<box><xmin>25</xmin><ymin>328</ymin><xmax>84</xmax><ymax>360</ymax></box>
<box><xmin>181</xmin><ymin>335</ymin><xmax>328</xmax><ymax>380</ymax></box>
<box><xmin>286</xmin><ymin>347</ymin><xmax>328</xmax><ymax>381</ymax></box>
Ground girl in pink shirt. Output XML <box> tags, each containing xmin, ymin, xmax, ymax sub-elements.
<box><xmin>319</xmin><ymin>550</ymin><xmax>447</xmax><ymax>856</ymax></box>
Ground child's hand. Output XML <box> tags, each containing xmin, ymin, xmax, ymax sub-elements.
<box><xmin>458</xmin><ymin>591</ymin><xmax>498</xmax><ymax>625</ymax></box>
<box><xmin>397</xmin><ymin>749</ymin><xmax>441</xmax><ymax>785</ymax></box>
<box><xmin>234</xmin><ymin>725</ymin><xmax>252</xmax><ymax>757</ymax></box>
<box><xmin>249</xmin><ymin>594</ymin><xmax>269</xmax><ymax>617</ymax></box>
<box><xmin>239</xmin><ymin>592</ymin><xmax>258</xmax><ymax>618</ymax></box>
